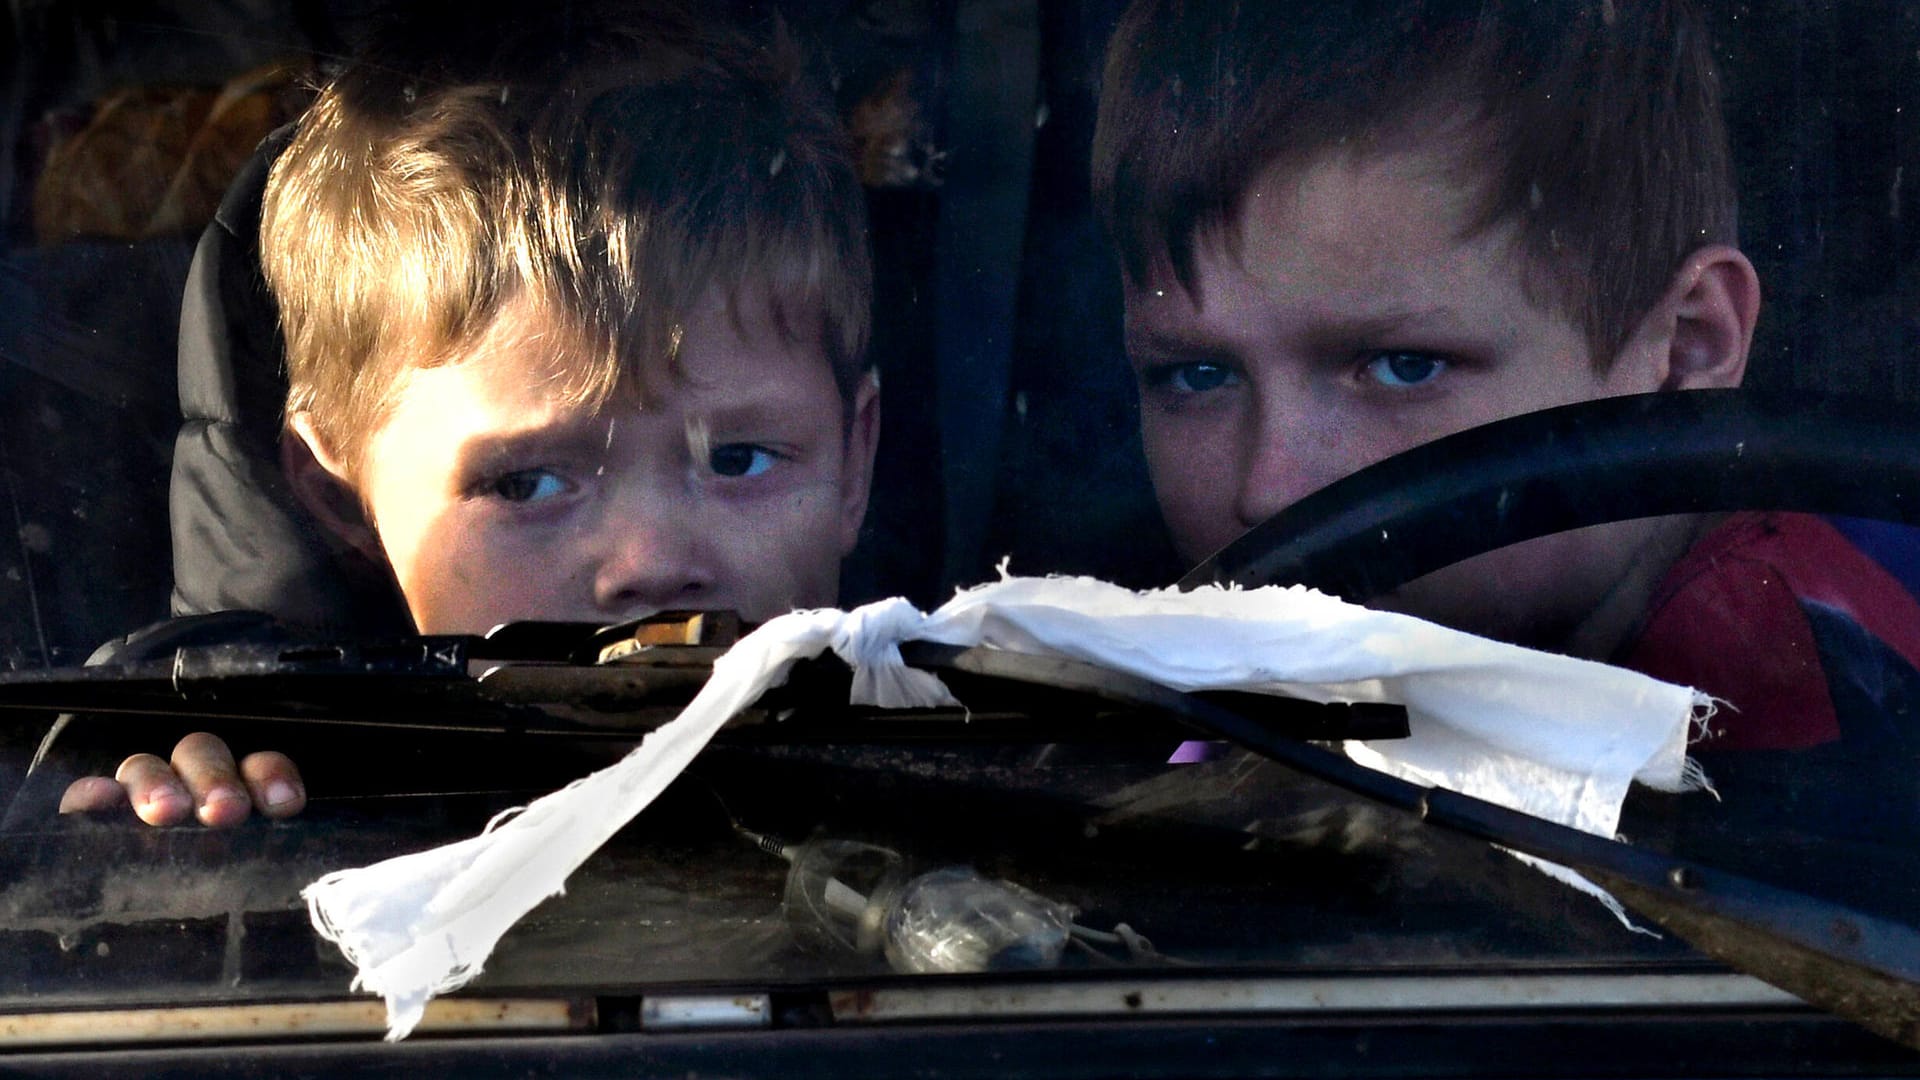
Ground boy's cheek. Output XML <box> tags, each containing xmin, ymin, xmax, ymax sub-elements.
<box><xmin>1142</xmin><ymin>410</ymin><xmax>1324</xmax><ymax>562</ymax></box>
<box><xmin>390</xmin><ymin>547</ymin><xmax>508</xmax><ymax>635</ymax></box>
<box><xmin>717</xmin><ymin>496</ymin><xmax>848</xmax><ymax>617</ymax></box>
<box><xmin>384</xmin><ymin>518</ymin><xmax>575</xmax><ymax>633</ymax></box>
<box><xmin>1143</xmin><ymin>439</ymin><xmax>1244</xmax><ymax>563</ymax></box>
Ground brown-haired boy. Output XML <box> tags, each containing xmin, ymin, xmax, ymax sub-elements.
<box><xmin>1093</xmin><ymin>0</ymin><xmax>1920</xmax><ymax>754</ymax></box>
<box><xmin>61</xmin><ymin>0</ymin><xmax>880</xmax><ymax>825</ymax></box>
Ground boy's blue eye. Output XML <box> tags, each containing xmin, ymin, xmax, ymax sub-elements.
<box><xmin>1362</xmin><ymin>351</ymin><xmax>1448</xmax><ymax>388</ymax></box>
<box><xmin>1146</xmin><ymin>361</ymin><xmax>1239</xmax><ymax>395</ymax></box>
<box><xmin>489</xmin><ymin>469</ymin><xmax>573</xmax><ymax>503</ymax></box>
<box><xmin>709</xmin><ymin>443</ymin><xmax>780</xmax><ymax>478</ymax></box>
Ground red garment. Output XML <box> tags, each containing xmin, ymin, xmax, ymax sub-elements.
<box><xmin>1621</xmin><ymin>513</ymin><xmax>1920</xmax><ymax>751</ymax></box>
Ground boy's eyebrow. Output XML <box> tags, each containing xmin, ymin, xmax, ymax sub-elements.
<box><xmin>1300</xmin><ymin>304</ymin><xmax>1473</xmax><ymax>349</ymax></box>
<box><xmin>666</xmin><ymin>372</ymin><xmax>844</xmax><ymax>433</ymax></box>
<box><xmin>1128</xmin><ymin>303</ymin><xmax>1479</xmax><ymax>358</ymax></box>
<box><xmin>1123</xmin><ymin>324</ymin><xmax>1239</xmax><ymax>362</ymax></box>
<box><xmin>453</xmin><ymin>423</ymin><xmax>614</xmax><ymax>474</ymax></box>
<box><xmin>450</xmin><ymin>389</ymin><xmax>834</xmax><ymax>475</ymax></box>
<box><xmin>691</xmin><ymin>397</ymin><xmax>802</xmax><ymax>431</ymax></box>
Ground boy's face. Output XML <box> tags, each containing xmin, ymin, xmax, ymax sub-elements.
<box><xmin>301</xmin><ymin>289</ymin><xmax>876</xmax><ymax>634</ymax></box>
<box><xmin>1123</xmin><ymin>145</ymin><xmax>1684</xmax><ymax>647</ymax></box>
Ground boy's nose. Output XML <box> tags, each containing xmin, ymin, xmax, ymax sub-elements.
<box><xmin>1232</xmin><ymin>402</ymin><xmax>1326</xmax><ymax>531</ymax></box>
<box><xmin>591</xmin><ymin>517</ymin><xmax>717</xmax><ymax>616</ymax></box>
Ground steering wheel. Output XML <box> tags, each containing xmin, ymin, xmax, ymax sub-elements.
<box><xmin>1178</xmin><ymin>389</ymin><xmax>1920</xmax><ymax>598</ymax></box>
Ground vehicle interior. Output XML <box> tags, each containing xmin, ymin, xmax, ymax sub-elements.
<box><xmin>2</xmin><ymin>0</ymin><xmax>1919</xmax><ymax>1076</ymax></box>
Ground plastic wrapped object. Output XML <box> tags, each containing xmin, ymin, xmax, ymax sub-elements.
<box><xmin>780</xmin><ymin>842</ymin><xmax>1077</xmax><ymax>975</ymax></box>
<box><xmin>781</xmin><ymin>839</ymin><xmax>907</xmax><ymax>957</ymax></box>
<box><xmin>881</xmin><ymin>866</ymin><xmax>1076</xmax><ymax>974</ymax></box>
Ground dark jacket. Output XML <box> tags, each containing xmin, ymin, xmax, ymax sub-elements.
<box><xmin>169</xmin><ymin>129</ymin><xmax>411</xmax><ymax>636</ymax></box>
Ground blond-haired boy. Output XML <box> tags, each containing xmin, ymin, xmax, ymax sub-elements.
<box><xmin>64</xmin><ymin>1</ymin><xmax>879</xmax><ymax>825</ymax></box>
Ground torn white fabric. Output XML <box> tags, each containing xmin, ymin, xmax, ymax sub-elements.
<box><xmin>303</xmin><ymin>573</ymin><xmax>1709</xmax><ymax>1039</ymax></box>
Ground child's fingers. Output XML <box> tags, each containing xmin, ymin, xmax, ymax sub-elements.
<box><xmin>58</xmin><ymin>775</ymin><xmax>130</xmax><ymax>815</ymax></box>
<box><xmin>239</xmin><ymin>751</ymin><xmax>307</xmax><ymax>819</ymax></box>
<box><xmin>114</xmin><ymin>753</ymin><xmax>195</xmax><ymax>826</ymax></box>
<box><xmin>67</xmin><ymin>740</ymin><xmax>303</xmax><ymax>827</ymax></box>
<box><xmin>167</xmin><ymin>733</ymin><xmax>253</xmax><ymax>828</ymax></box>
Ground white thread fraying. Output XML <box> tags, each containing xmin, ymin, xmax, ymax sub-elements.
<box><xmin>1681</xmin><ymin>693</ymin><xmax>1723</xmax><ymax>801</ymax></box>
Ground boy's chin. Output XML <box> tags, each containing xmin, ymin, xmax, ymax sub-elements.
<box><xmin>1369</xmin><ymin>519</ymin><xmax>1688</xmax><ymax>661</ymax></box>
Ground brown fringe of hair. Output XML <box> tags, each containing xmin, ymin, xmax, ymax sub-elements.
<box><xmin>1092</xmin><ymin>0</ymin><xmax>1736</xmax><ymax>369</ymax></box>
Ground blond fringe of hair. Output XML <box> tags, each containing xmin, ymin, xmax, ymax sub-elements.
<box><xmin>261</xmin><ymin>5</ymin><xmax>870</xmax><ymax>478</ymax></box>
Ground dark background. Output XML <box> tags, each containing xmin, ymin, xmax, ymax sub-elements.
<box><xmin>0</xmin><ymin>0</ymin><xmax>1914</xmax><ymax>671</ymax></box>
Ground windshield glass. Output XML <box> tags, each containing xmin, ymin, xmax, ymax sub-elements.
<box><xmin>1</xmin><ymin>0</ymin><xmax>1916</xmax><ymax>1049</ymax></box>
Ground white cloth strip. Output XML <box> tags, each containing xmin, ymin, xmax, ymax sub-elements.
<box><xmin>303</xmin><ymin>573</ymin><xmax>1709</xmax><ymax>1039</ymax></box>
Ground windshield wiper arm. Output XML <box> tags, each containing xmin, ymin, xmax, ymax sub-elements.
<box><xmin>899</xmin><ymin>642</ymin><xmax>1920</xmax><ymax>1051</ymax></box>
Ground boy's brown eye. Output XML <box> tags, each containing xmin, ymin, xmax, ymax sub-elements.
<box><xmin>489</xmin><ymin>469</ymin><xmax>571</xmax><ymax>503</ymax></box>
<box><xmin>1142</xmin><ymin>361</ymin><xmax>1238</xmax><ymax>395</ymax></box>
<box><xmin>709</xmin><ymin>444</ymin><xmax>779</xmax><ymax>478</ymax></box>
<box><xmin>1362</xmin><ymin>351</ymin><xmax>1448</xmax><ymax>389</ymax></box>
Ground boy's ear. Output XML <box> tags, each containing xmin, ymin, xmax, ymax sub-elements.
<box><xmin>1622</xmin><ymin>244</ymin><xmax>1761</xmax><ymax>391</ymax></box>
<box><xmin>837</xmin><ymin>371</ymin><xmax>882</xmax><ymax>556</ymax></box>
<box><xmin>280</xmin><ymin>413</ymin><xmax>384</xmax><ymax>564</ymax></box>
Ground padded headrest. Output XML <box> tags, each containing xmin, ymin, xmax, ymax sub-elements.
<box><xmin>168</xmin><ymin>128</ymin><xmax>413</xmax><ymax>636</ymax></box>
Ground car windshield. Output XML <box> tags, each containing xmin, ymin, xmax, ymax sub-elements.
<box><xmin>1</xmin><ymin>0</ymin><xmax>1917</xmax><ymax>1059</ymax></box>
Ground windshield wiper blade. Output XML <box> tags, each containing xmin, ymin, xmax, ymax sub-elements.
<box><xmin>900</xmin><ymin>642</ymin><xmax>1920</xmax><ymax>1051</ymax></box>
<box><xmin>0</xmin><ymin>616</ymin><xmax>1408</xmax><ymax>745</ymax></box>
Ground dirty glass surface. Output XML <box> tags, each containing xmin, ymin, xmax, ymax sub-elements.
<box><xmin>0</xmin><ymin>0</ymin><xmax>1916</xmax><ymax>1053</ymax></box>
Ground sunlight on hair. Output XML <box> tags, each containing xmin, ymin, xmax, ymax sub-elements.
<box><xmin>685</xmin><ymin>415</ymin><xmax>713</xmax><ymax>477</ymax></box>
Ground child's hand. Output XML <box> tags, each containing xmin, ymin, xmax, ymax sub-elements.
<box><xmin>58</xmin><ymin>733</ymin><xmax>307</xmax><ymax>826</ymax></box>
